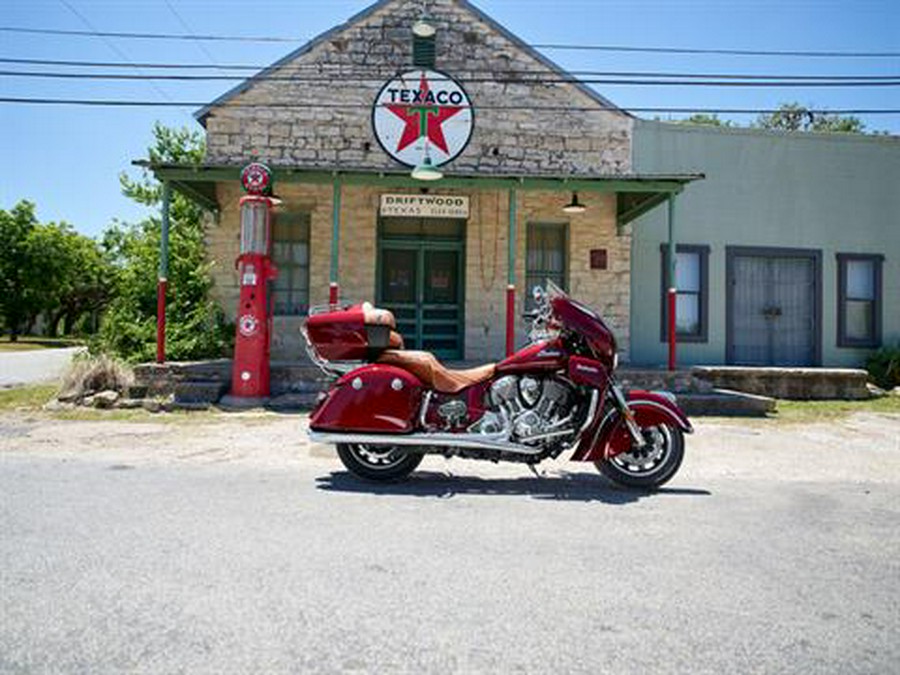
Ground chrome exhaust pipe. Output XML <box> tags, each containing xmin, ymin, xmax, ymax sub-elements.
<box><xmin>308</xmin><ymin>430</ymin><xmax>544</xmax><ymax>455</ymax></box>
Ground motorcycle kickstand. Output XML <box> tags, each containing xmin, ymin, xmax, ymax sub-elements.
<box><xmin>527</xmin><ymin>464</ymin><xmax>545</xmax><ymax>478</ymax></box>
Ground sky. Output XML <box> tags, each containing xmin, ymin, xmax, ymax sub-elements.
<box><xmin>2</xmin><ymin>0</ymin><xmax>898</xmax><ymax>238</ymax></box>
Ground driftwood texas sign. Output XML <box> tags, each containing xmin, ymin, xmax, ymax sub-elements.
<box><xmin>372</xmin><ymin>69</ymin><xmax>474</xmax><ymax>168</ymax></box>
<box><xmin>379</xmin><ymin>194</ymin><xmax>470</xmax><ymax>218</ymax></box>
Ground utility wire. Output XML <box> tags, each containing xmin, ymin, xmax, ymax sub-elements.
<box><xmin>162</xmin><ymin>0</ymin><xmax>220</xmax><ymax>66</ymax></box>
<box><xmin>2</xmin><ymin>24</ymin><xmax>899</xmax><ymax>58</ymax></box>
<box><xmin>2</xmin><ymin>57</ymin><xmax>897</xmax><ymax>81</ymax></box>
<box><xmin>4</xmin><ymin>70</ymin><xmax>898</xmax><ymax>87</ymax></box>
<box><xmin>1</xmin><ymin>98</ymin><xmax>897</xmax><ymax>115</ymax></box>
<box><xmin>55</xmin><ymin>0</ymin><xmax>191</xmax><ymax>121</ymax></box>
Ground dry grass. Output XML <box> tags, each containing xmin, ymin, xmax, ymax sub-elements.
<box><xmin>0</xmin><ymin>384</ymin><xmax>60</xmax><ymax>411</ymax></box>
<box><xmin>771</xmin><ymin>395</ymin><xmax>900</xmax><ymax>424</ymax></box>
<box><xmin>0</xmin><ymin>337</ymin><xmax>83</xmax><ymax>352</ymax></box>
<box><xmin>58</xmin><ymin>354</ymin><xmax>134</xmax><ymax>401</ymax></box>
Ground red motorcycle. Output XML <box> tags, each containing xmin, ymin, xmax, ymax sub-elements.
<box><xmin>302</xmin><ymin>281</ymin><xmax>692</xmax><ymax>489</ymax></box>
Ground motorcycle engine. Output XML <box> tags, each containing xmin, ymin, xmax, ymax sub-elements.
<box><xmin>480</xmin><ymin>375</ymin><xmax>574</xmax><ymax>443</ymax></box>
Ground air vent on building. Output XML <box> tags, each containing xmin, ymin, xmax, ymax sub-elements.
<box><xmin>413</xmin><ymin>34</ymin><xmax>436</xmax><ymax>68</ymax></box>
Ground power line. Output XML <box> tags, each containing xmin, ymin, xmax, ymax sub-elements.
<box><xmin>1</xmin><ymin>97</ymin><xmax>897</xmax><ymax>115</ymax></box>
<box><xmin>2</xmin><ymin>24</ymin><xmax>898</xmax><ymax>58</ymax></box>
<box><xmin>2</xmin><ymin>57</ymin><xmax>897</xmax><ymax>81</ymax></box>
<box><xmin>530</xmin><ymin>43</ymin><xmax>900</xmax><ymax>58</ymax></box>
<box><xmin>55</xmin><ymin>0</ymin><xmax>189</xmax><ymax>119</ymax></box>
<box><xmin>4</xmin><ymin>70</ymin><xmax>898</xmax><ymax>87</ymax></box>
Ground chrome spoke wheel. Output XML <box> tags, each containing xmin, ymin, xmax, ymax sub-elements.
<box><xmin>336</xmin><ymin>443</ymin><xmax>424</xmax><ymax>482</ymax></box>
<box><xmin>596</xmin><ymin>423</ymin><xmax>685</xmax><ymax>489</ymax></box>
<box><xmin>348</xmin><ymin>443</ymin><xmax>407</xmax><ymax>470</ymax></box>
<box><xmin>611</xmin><ymin>426</ymin><xmax>671</xmax><ymax>476</ymax></box>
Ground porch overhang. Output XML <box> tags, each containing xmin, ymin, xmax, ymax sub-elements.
<box><xmin>132</xmin><ymin>161</ymin><xmax>703</xmax><ymax>227</ymax></box>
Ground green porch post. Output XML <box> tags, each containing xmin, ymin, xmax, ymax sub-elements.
<box><xmin>156</xmin><ymin>182</ymin><xmax>172</xmax><ymax>364</ymax></box>
<box><xmin>667</xmin><ymin>194</ymin><xmax>677</xmax><ymax>371</ymax></box>
<box><xmin>506</xmin><ymin>188</ymin><xmax>517</xmax><ymax>356</ymax></box>
<box><xmin>330</xmin><ymin>179</ymin><xmax>341</xmax><ymax>307</ymax></box>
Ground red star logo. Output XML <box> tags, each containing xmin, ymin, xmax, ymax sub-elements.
<box><xmin>385</xmin><ymin>73</ymin><xmax>464</xmax><ymax>155</ymax></box>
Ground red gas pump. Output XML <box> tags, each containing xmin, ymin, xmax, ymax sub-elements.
<box><xmin>231</xmin><ymin>163</ymin><xmax>277</xmax><ymax>399</ymax></box>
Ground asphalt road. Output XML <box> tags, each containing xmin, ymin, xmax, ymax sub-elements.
<box><xmin>0</xmin><ymin>346</ymin><xmax>84</xmax><ymax>387</ymax></box>
<box><xmin>1</xmin><ymin>412</ymin><xmax>898</xmax><ymax>674</ymax></box>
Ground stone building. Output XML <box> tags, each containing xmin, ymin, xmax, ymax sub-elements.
<box><xmin>146</xmin><ymin>0</ymin><xmax>695</xmax><ymax>364</ymax></box>
<box><xmin>144</xmin><ymin>0</ymin><xmax>898</xmax><ymax>370</ymax></box>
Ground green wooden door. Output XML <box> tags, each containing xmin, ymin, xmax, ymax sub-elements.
<box><xmin>377</xmin><ymin>218</ymin><xmax>465</xmax><ymax>360</ymax></box>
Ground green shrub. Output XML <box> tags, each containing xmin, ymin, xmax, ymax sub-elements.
<box><xmin>866</xmin><ymin>344</ymin><xmax>900</xmax><ymax>390</ymax></box>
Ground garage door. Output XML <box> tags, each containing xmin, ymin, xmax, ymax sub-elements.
<box><xmin>727</xmin><ymin>248</ymin><xmax>821</xmax><ymax>366</ymax></box>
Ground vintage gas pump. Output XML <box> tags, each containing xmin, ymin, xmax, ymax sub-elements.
<box><xmin>231</xmin><ymin>162</ymin><xmax>278</xmax><ymax>399</ymax></box>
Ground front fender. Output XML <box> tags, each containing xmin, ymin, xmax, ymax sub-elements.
<box><xmin>573</xmin><ymin>390</ymin><xmax>692</xmax><ymax>463</ymax></box>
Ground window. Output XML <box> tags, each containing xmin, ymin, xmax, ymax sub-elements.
<box><xmin>526</xmin><ymin>222</ymin><xmax>566</xmax><ymax>310</ymax></box>
<box><xmin>837</xmin><ymin>253</ymin><xmax>883</xmax><ymax>348</ymax></box>
<box><xmin>660</xmin><ymin>244</ymin><xmax>709</xmax><ymax>342</ymax></box>
<box><xmin>271</xmin><ymin>212</ymin><xmax>310</xmax><ymax>316</ymax></box>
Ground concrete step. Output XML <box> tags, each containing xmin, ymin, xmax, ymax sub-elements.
<box><xmin>174</xmin><ymin>380</ymin><xmax>229</xmax><ymax>404</ymax></box>
<box><xmin>617</xmin><ymin>368</ymin><xmax>712</xmax><ymax>394</ymax></box>
<box><xmin>692</xmin><ymin>366</ymin><xmax>870</xmax><ymax>400</ymax></box>
<box><xmin>675</xmin><ymin>388</ymin><xmax>776</xmax><ymax>417</ymax></box>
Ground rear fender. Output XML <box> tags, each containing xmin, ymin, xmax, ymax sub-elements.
<box><xmin>573</xmin><ymin>390</ymin><xmax>692</xmax><ymax>463</ymax></box>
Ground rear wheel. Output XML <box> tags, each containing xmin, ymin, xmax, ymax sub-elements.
<box><xmin>336</xmin><ymin>443</ymin><xmax>423</xmax><ymax>482</ymax></box>
<box><xmin>595</xmin><ymin>424</ymin><xmax>684</xmax><ymax>489</ymax></box>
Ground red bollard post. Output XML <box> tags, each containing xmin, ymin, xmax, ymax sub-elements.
<box><xmin>329</xmin><ymin>282</ymin><xmax>339</xmax><ymax>309</ymax></box>
<box><xmin>667</xmin><ymin>288</ymin><xmax>677</xmax><ymax>371</ymax></box>
<box><xmin>505</xmin><ymin>284</ymin><xmax>515</xmax><ymax>357</ymax></box>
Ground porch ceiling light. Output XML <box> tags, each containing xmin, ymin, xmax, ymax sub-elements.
<box><xmin>411</xmin><ymin>156</ymin><xmax>443</xmax><ymax>181</ymax></box>
<box><xmin>563</xmin><ymin>191</ymin><xmax>587</xmax><ymax>214</ymax></box>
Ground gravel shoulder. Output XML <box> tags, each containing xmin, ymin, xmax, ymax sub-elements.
<box><xmin>2</xmin><ymin>409</ymin><xmax>897</xmax><ymax>483</ymax></box>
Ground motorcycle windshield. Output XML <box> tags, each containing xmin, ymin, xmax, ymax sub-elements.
<box><xmin>545</xmin><ymin>278</ymin><xmax>567</xmax><ymax>301</ymax></box>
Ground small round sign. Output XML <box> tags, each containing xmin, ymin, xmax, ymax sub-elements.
<box><xmin>240</xmin><ymin>163</ymin><xmax>272</xmax><ymax>195</ymax></box>
<box><xmin>238</xmin><ymin>314</ymin><xmax>259</xmax><ymax>337</ymax></box>
<box><xmin>372</xmin><ymin>69</ymin><xmax>474</xmax><ymax>169</ymax></box>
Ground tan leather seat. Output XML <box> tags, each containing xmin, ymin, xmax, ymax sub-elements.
<box><xmin>378</xmin><ymin>350</ymin><xmax>496</xmax><ymax>394</ymax></box>
<box><xmin>361</xmin><ymin>302</ymin><xmax>396</xmax><ymax>328</ymax></box>
<box><xmin>388</xmin><ymin>331</ymin><xmax>404</xmax><ymax>350</ymax></box>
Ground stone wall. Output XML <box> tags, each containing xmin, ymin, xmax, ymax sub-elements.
<box><xmin>207</xmin><ymin>182</ymin><xmax>630</xmax><ymax>362</ymax></box>
<box><xmin>203</xmin><ymin>0</ymin><xmax>632</xmax><ymax>175</ymax></box>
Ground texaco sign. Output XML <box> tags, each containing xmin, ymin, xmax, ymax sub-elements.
<box><xmin>372</xmin><ymin>69</ymin><xmax>474</xmax><ymax>168</ymax></box>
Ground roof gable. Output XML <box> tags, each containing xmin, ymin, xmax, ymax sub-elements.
<box><xmin>195</xmin><ymin>0</ymin><xmax>627</xmax><ymax>124</ymax></box>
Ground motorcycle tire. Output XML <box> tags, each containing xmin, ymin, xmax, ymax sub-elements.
<box><xmin>336</xmin><ymin>443</ymin><xmax>423</xmax><ymax>482</ymax></box>
<box><xmin>595</xmin><ymin>424</ymin><xmax>685</xmax><ymax>490</ymax></box>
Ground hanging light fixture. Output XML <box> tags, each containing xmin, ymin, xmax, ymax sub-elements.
<box><xmin>412</xmin><ymin>18</ymin><xmax>436</xmax><ymax>37</ymax></box>
<box><xmin>411</xmin><ymin>155</ymin><xmax>443</xmax><ymax>181</ymax></box>
<box><xmin>412</xmin><ymin>2</ymin><xmax>436</xmax><ymax>38</ymax></box>
<box><xmin>562</xmin><ymin>191</ymin><xmax>586</xmax><ymax>214</ymax></box>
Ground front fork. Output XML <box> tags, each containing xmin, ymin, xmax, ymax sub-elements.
<box><xmin>609</xmin><ymin>381</ymin><xmax>647</xmax><ymax>448</ymax></box>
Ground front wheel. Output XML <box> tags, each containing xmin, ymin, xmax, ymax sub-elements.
<box><xmin>336</xmin><ymin>443</ymin><xmax>423</xmax><ymax>482</ymax></box>
<box><xmin>595</xmin><ymin>424</ymin><xmax>684</xmax><ymax>489</ymax></box>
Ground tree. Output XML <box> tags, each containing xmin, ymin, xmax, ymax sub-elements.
<box><xmin>676</xmin><ymin>113</ymin><xmax>733</xmax><ymax>128</ymax></box>
<box><xmin>0</xmin><ymin>201</ymin><xmax>38</xmax><ymax>340</ymax></box>
<box><xmin>753</xmin><ymin>102</ymin><xmax>866</xmax><ymax>134</ymax></box>
<box><xmin>38</xmin><ymin>228</ymin><xmax>112</xmax><ymax>337</ymax></box>
<box><xmin>94</xmin><ymin>123</ymin><xmax>231</xmax><ymax>361</ymax></box>
<box><xmin>0</xmin><ymin>202</ymin><xmax>111</xmax><ymax>339</ymax></box>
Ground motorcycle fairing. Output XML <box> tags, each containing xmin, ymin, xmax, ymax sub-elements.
<box><xmin>496</xmin><ymin>338</ymin><xmax>567</xmax><ymax>374</ymax></box>
<box><xmin>571</xmin><ymin>390</ymin><xmax>693</xmax><ymax>462</ymax></box>
<box><xmin>309</xmin><ymin>364</ymin><xmax>424</xmax><ymax>433</ymax></box>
